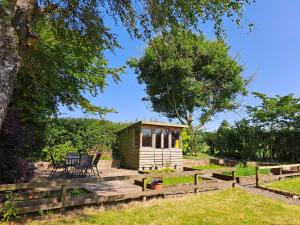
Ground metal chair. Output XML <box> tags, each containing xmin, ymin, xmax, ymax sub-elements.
<box><xmin>74</xmin><ymin>154</ymin><xmax>94</xmax><ymax>177</ymax></box>
<box><xmin>65</xmin><ymin>152</ymin><xmax>80</xmax><ymax>177</ymax></box>
<box><xmin>48</xmin><ymin>151</ymin><xmax>66</xmax><ymax>180</ymax></box>
<box><xmin>91</xmin><ymin>151</ymin><xmax>102</xmax><ymax>177</ymax></box>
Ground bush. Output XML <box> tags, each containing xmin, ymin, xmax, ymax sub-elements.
<box><xmin>0</xmin><ymin>156</ymin><xmax>36</xmax><ymax>184</ymax></box>
<box><xmin>0</xmin><ymin>192</ymin><xmax>19</xmax><ymax>222</ymax></box>
<box><xmin>183</xmin><ymin>129</ymin><xmax>210</xmax><ymax>156</ymax></box>
<box><xmin>0</xmin><ymin>109</ymin><xmax>38</xmax><ymax>184</ymax></box>
<box><xmin>41</xmin><ymin>141</ymin><xmax>77</xmax><ymax>162</ymax></box>
<box><xmin>206</xmin><ymin>119</ymin><xmax>300</xmax><ymax>162</ymax></box>
<box><xmin>181</xmin><ymin>129</ymin><xmax>190</xmax><ymax>155</ymax></box>
<box><xmin>33</xmin><ymin>118</ymin><xmax>129</xmax><ymax>162</ymax></box>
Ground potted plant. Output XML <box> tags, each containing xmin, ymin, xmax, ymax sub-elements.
<box><xmin>151</xmin><ymin>178</ymin><xmax>163</xmax><ymax>190</ymax></box>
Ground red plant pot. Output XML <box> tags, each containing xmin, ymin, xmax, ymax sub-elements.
<box><xmin>151</xmin><ymin>183</ymin><xmax>163</xmax><ymax>190</ymax></box>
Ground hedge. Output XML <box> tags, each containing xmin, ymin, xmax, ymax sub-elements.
<box><xmin>30</xmin><ymin>118</ymin><xmax>130</xmax><ymax>161</ymax></box>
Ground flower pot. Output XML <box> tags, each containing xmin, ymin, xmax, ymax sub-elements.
<box><xmin>151</xmin><ymin>183</ymin><xmax>163</xmax><ymax>190</ymax></box>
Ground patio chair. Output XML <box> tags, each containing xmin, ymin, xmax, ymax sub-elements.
<box><xmin>91</xmin><ymin>151</ymin><xmax>102</xmax><ymax>177</ymax></box>
<box><xmin>65</xmin><ymin>152</ymin><xmax>80</xmax><ymax>177</ymax></box>
<box><xmin>48</xmin><ymin>152</ymin><xmax>66</xmax><ymax>180</ymax></box>
<box><xmin>74</xmin><ymin>154</ymin><xmax>94</xmax><ymax>177</ymax></box>
<box><xmin>65</xmin><ymin>152</ymin><xmax>80</xmax><ymax>166</ymax></box>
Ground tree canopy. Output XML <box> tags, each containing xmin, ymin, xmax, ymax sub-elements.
<box><xmin>208</xmin><ymin>93</ymin><xmax>300</xmax><ymax>162</ymax></box>
<box><xmin>0</xmin><ymin>0</ymin><xmax>254</xmax><ymax>128</ymax></box>
<box><xmin>11</xmin><ymin>16</ymin><xmax>123</xmax><ymax>121</ymax></box>
<box><xmin>131</xmin><ymin>28</ymin><xmax>247</xmax><ymax>130</ymax></box>
<box><xmin>247</xmin><ymin>92</ymin><xmax>300</xmax><ymax>131</ymax></box>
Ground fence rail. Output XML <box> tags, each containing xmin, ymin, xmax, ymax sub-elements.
<box><xmin>0</xmin><ymin>169</ymin><xmax>236</xmax><ymax>215</ymax></box>
<box><xmin>255</xmin><ymin>164</ymin><xmax>300</xmax><ymax>188</ymax></box>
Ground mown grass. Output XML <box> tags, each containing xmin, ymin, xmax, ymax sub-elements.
<box><xmin>146</xmin><ymin>176</ymin><xmax>202</xmax><ymax>186</ymax></box>
<box><xmin>264</xmin><ymin>177</ymin><xmax>300</xmax><ymax>195</ymax></box>
<box><xmin>25</xmin><ymin>188</ymin><xmax>300</xmax><ymax>225</ymax></box>
<box><xmin>223</xmin><ymin>164</ymin><xmax>270</xmax><ymax>177</ymax></box>
<box><xmin>191</xmin><ymin>164</ymin><xmax>229</xmax><ymax>170</ymax></box>
<box><xmin>183</xmin><ymin>153</ymin><xmax>212</xmax><ymax>159</ymax></box>
<box><xmin>191</xmin><ymin>163</ymin><xmax>270</xmax><ymax>177</ymax></box>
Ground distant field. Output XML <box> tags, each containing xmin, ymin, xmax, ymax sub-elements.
<box><xmin>264</xmin><ymin>177</ymin><xmax>300</xmax><ymax>195</ymax></box>
<box><xmin>26</xmin><ymin>188</ymin><xmax>300</xmax><ymax>225</ymax></box>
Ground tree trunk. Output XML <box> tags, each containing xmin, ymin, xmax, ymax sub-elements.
<box><xmin>0</xmin><ymin>0</ymin><xmax>36</xmax><ymax>130</ymax></box>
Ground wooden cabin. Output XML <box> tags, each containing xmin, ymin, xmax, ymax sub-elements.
<box><xmin>118</xmin><ymin>121</ymin><xmax>187</xmax><ymax>171</ymax></box>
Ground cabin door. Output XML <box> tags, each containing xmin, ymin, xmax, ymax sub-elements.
<box><xmin>154</xmin><ymin>129</ymin><xmax>163</xmax><ymax>167</ymax></box>
<box><xmin>154</xmin><ymin>128</ymin><xmax>172</xmax><ymax>168</ymax></box>
<box><xmin>161</xmin><ymin>129</ymin><xmax>171</xmax><ymax>167</ymax></box>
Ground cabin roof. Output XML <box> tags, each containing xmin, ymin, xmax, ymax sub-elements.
<box><xmin>118</xmin><ymin>120</ymin><xmax>187</xmax><ymax>133</ymax></box>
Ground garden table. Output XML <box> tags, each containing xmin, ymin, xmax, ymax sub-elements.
<box><xmin>65</xmin><ymin>154</ymin><xmax>80</xmax><ymax>177</ymax></box>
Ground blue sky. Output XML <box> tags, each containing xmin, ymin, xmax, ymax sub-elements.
<box><xmin>60</xmin><ymin>0</ymin><xmax>300</xmax><ymax>131</ymax></box>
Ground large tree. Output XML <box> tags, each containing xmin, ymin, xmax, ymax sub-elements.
<box><xmin>0</xmin><ymin>0</ymin><xmax>254</xmax><ymax>129</ymax></box>
<box><xmin>247</xmin><ymin>92</ymin><xmax>300</xmax><ymax>160</ymax></box>
<box><xmin>210</xmin><ymin>92</ymin><xmax>300</xmax><ymax>162</ymax></box>
<box><xmin>131</xmin><ymin>29</ymin><xmax>247</xmax><ymax>134</ymax></box>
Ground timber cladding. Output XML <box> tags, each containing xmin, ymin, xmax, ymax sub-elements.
<box><xmin>118</xmin><ymin>121</ymin><xmax>186</xmax><ymax>171</ymax></box>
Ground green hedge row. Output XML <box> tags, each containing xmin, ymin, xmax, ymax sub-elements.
<box><xmin>30</xmin><ymin>118</ymin><xmax>130</xmax><ymax>161</ymax></box>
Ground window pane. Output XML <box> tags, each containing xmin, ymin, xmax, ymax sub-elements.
<box><xmin>171</xmin><ymin>130</ymin><xmax>181</xmax><ymax>148</ymax></box>
<box><xmin>142</xmin><ymin>128</ymin><xmax>152</xmax><ymax>147</ymax></box>
<box><xmin>155</xmin><ymin>129</ymin><xmax>161</xmax><ymax>148</ymax></box>
<box><xmin>162</xmin><ymin>129</ymin><xmax>169</xmax><ymax>148</ymax></box>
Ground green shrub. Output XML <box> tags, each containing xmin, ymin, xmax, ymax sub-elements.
<box><xmin>0</xmin><ymin>192</ymin><xmax>19</xmax><ymax>222</ymax></box>
<box><xmin>182</xmin><ymin>129</ymin><xmax>190</xmax><ymax>155</ymax></box>
<box><xmin>69</xmin><ymin>188</ymin><xmax>88</xmax><ymax>196</ymax></box>
<box><xmin>183</xmin><ymin>129</ymin><xmax>210</xmax><ymax>156</ymax></box>
<box><xmin>41</xmin><ymin>141</ymin><xmax>77</xmax><ymax>162</ymax></box>
<box><xmin>30</xmin><ymin>118</ymin><xmax>129</xmax><ymax>161</ymax></box>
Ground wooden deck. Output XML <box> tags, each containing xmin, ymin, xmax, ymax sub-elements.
<box><xmin>33</xmin><ymin>168</ymin><xmax>139</xmax><ymax>182</ymax></box>
<box><xmin>84</xmin><ymin>180</ymin><xmax>142</xmax><ymax>197</ymax></box>
<box><xmin>0</xmin><ymin>169</ymin><xmax>237</xmax><ymax>214</ymax></box>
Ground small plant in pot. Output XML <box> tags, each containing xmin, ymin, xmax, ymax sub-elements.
<box><xmin>151</xmin><ymin>178</ymin><xmax>163</xmax><ymax>190</ymax></box>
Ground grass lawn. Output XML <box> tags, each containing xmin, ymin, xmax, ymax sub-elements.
<box><xmin>264</xmin><ymin>177</ymin><xmax>300</xmax><ymax>195</ymax></box>
<box><xmin>222</xmin><ymin>164</ymin><xmax>270</xmax><ymax>177</ymax></box>
<box><xmin>183</xmin><ymin>153</ymin><xmax>212</xmax><ymax>160</ymax></box>
<box><xmin>191</xmin><ymin>164</ymin><xmax>230</xmax><ymax>170</ymax></box>
<box><xmin>26</xmin><ymin>188</ymin><xmax>300</xmax><ymax>225</ymax></box>
<box><xmin>146</xmin><ymin>175</ymin><xmax>202</xmax><ymax>186</ymax></box>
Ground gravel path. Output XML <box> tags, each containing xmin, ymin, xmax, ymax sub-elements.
<box><xmin>238</xmin><ymin>184</ymin><xmax>300</xmax><ymax>205</ymax></box>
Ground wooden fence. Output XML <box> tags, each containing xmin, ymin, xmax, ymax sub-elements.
<box><xmin>255</xmin><ymin>164</ymin><xmax>300</xmax><ymax>188</ymax></box>
<box><xmin>0</xmin><ymin>169</ymin><xmax>236</xmax><ymax>215</ymax></box>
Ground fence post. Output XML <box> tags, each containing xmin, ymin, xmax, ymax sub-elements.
<box><xmin>194</xmin><ymin>174</ymin><xmax>199</xmax><ymax>193</ymax></box>
<box><xmin>142</xmin><ymin>177</ymin><xmax>147</xmax><ymax>201</ymax></box>
<box><xmin>142</xmin><ymin>177</ymin><xmax>147</xmax><ymax>191</ymax></box>
<box><xmin>279</xmin><ymin>167</ymin><xmax>283</xmax><ymax>175</ymax></box>
<box><xmin>60</xmin><ymin>184</ymin><xmax>67</xmax><ymax>214</ymax></box>
<box><xmin>232</xmin><ymin>170</ymin><xmax>236</xmax><ymax>188</ymax></box>
<box><xmin>255</xmin><ymin>166</ymin><xmax>259</xmax><ymax>188</ymax></box>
